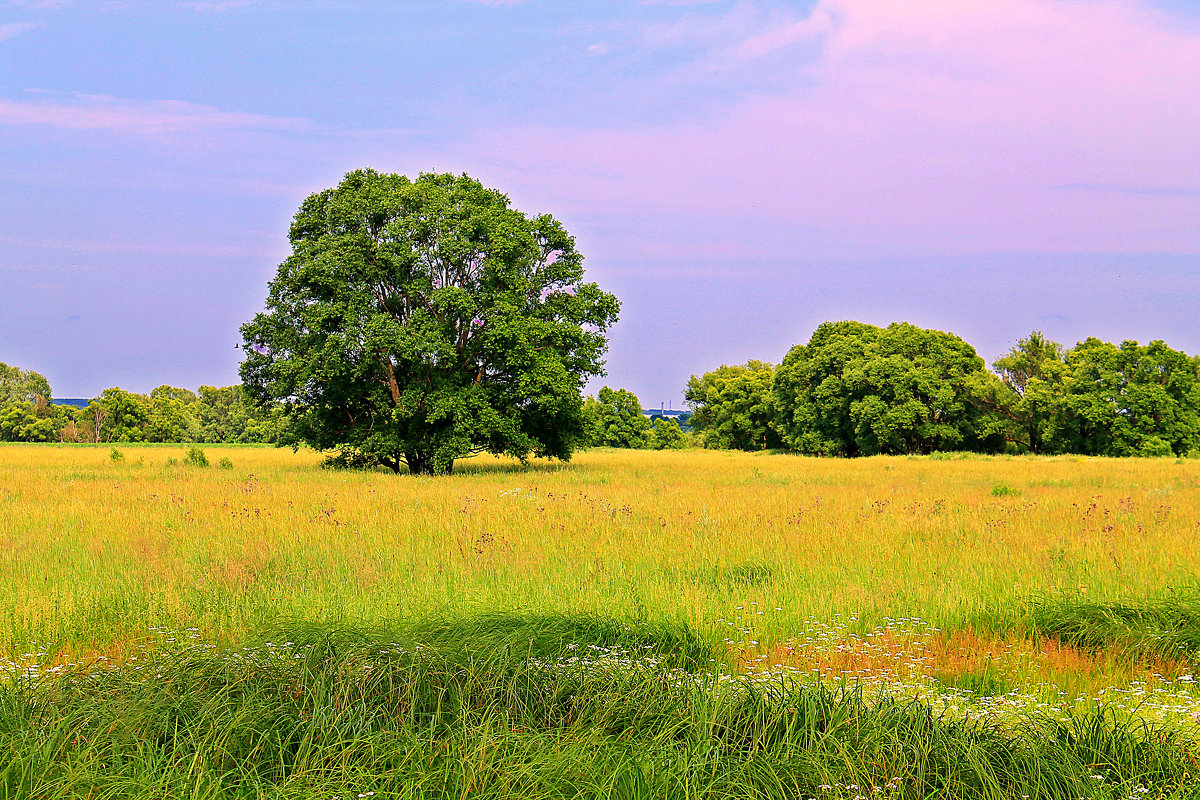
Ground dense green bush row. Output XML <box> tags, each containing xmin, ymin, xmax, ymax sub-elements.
<box><xmin>680</xmin><ymin>323</ymin><xmax>1200</xmax><ymax>457</ymax></box>
<box><xmin>0</xmin><ymin>366</ymin><xmax>285</xmax><ymax>444</ymax></box>
<box><xmin>8</xmin><ymin>319</ymin><xmax>1200</xmax><ymax>456</ymax></box>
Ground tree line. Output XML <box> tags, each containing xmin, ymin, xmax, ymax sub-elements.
<box><xmin>7</xmin><ymin>164</ymin><xmax>1198</xmax><ymax>466</ymax></box>
<box><xmin>7</xmin><ymin>320</ymin><xmax>1198</xmax><ymax>457</ymax></box>
<box><xmin>0</xmin><ymin>365</ymin><xmax>284</xmax><ymax>444</ymax></box>
<box><xmin>663</xmin><ymin>322</ymin><xmax>1200</xmax><ymax>457</ymax></box>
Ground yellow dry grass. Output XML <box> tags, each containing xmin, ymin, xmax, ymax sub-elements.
<box><xmin>2</xmin><ymin>444</ymin><xmax>1198</xmax><ymax>670</ymax></box>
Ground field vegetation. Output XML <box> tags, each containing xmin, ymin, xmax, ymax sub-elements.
<box><xmin>3</xmin><ymin>445</ymin><xmax>1200</xmax><ymax>798</ymax></box>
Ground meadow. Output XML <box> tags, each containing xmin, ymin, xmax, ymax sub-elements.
<box><xmin>3</xmin><ymin>444</ymin><xmax>1200</xmax><ymax>799</ymax></box>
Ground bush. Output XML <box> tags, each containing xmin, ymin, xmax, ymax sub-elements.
<box><xmin>217</xmin><ymin>457</ymin><xmax>233</xmax><ymax>470</ymax></box>
<box><xmin>108</xmin><ymin>447</ymin><xmax>124</xmax><ymax>462</ymax></box>
<box><xmin>1139</xmin><ymin>436</ymin><xmax>1174</xmax><ymax>458</ymax></box>
<box><xmin>991</xmin><ymin>483</ymin><xmax>1020</xmax><ymax>497</ymax></box>
<box><xmin>183</xmin><ymin>447</ymin><xmax>209</xmax><ymax>467</ymax></box>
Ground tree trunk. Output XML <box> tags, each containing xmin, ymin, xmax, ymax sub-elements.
<box><xmin>404</xmin><ymin>452</ymin><xmax>454</xmax><ymax>475</ymax></box>
<box><xmin>405</xmin><ymin>452</ymin><xmax>428</xmax><ymax>475</ymax></box>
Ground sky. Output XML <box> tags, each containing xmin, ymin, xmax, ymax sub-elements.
<box><xmin>1</xmin><ymin>0</ymin><xmax>1199</xmax><ymax>406</ymax></box>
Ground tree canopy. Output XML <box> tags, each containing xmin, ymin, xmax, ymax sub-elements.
<box><xmin>772</xmin><ymin>321</ymin><xmax>1004</xmax><ymax>456</ymax></box>
<box><xmin>987</xmin><ymin>331</ymin><xmax>1067</xmax><ymax>453</ymax></box>
<box><xmin>648</xmin><ymin>417</ymin><xmax>687</xmax><ymax>450</ymax></box>
<box><xmin>582</xmin><ymin>387</ymin><xmax>651</xmax><ymax>448</ymax></box>
<box><xmin>684</xmin><ymin>360</ymin><xmax>781</xmax><ymax>450</ymax></box>
<box><xmin>240</xmin><ymin>169</ymin><xmax>619</xmax><ymax>475</ymax></box>
<box><xmin>0</xmin><ymin>362</ymin><xmax>51</xmax><ymax>404</ymax></box>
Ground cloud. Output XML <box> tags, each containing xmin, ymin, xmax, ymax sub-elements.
<box><xmin>451</xmin><ymin>0</ymin><xmax>1200</xmax><ymax>256</ymax></box>
<box><xmin>182</xmin><ymin>1</ymin><xmax>260</xmax><ymax>9</ymax></box>
<box><xmin>0</xmin><ymin>92</ymin><xmax>310</xmax><ymax>137</ymax></box>
<box><xmin>1057</xmin><ymin>183</ymin><xmax>1200</xmax><ymax>198</ymax></box>
<box><xmin>5</xmin><ymin>1</ymin><xmax>75</xmax><ymax>8</ymax></box>
<box><xmin>6</xmin><ymin>0</ymin><xmax>133</xmax><ymax>9</ymax></box>
<box><xmin>7</xmin><ymin>0</ymin><xmax>310</xmax><ymax>10</ymax></box>
<box><xmin>0</xmin><ymin>21</ymin><xmax>39</xmax><ymax>40</ymax></box>
<box><xmin>0</xmin><ymin>233</ymin><xmax>275</xmax><ymax>259</ymax></box>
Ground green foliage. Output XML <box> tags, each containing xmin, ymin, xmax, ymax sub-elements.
<box><xmin>183</xmin><ymin>446</ymin><xmax>209</xmax><ymax>467</ymax></box>
<box><xmin>0</xmin><ymin>363</ymin><xmax>61</xmax><ymax>443</ymax></box>
<box><xmin>685</xmin><ymin>360</ymin><xmax>781</xmax><ymax>450</ymax></box>
<box><xmin>583</xmin><ymin>387</ymin><xmax>650</xmax><ymax>448</ymax></box>
<box><xmin>108</xmin><ymin>447</ymin><xmax>124</xmax><ymax>462</ymax></box>
<box><xmin>772</xmin><ymin>321</ymin><xmax>1005</xmax><ymax>456</ymax></box>
<box><xmin>321</xmin><ymin>447</ymin><xmax>384</xmax><ymax>471</ymax></box>
<box><xmin>146</xmin><ymin>385</ymin><xmax>200</xmax><ymax>443</ymax></box>
<box><xmin>993</xmin><ymin>331</ymin><xmax>1066</xmax><ymax>397</ymax></box>
<box><xmin>240</xmin><ymin>169</ymin><xmax>619</xmax><ymax>475</ymax></box>
<box><xmin>990</xmin><ymin>334</ymin><xmax>1200</xmax><ymax>457</ymax></box>
<box><xmin>195</xmin><ymin>384</ymin><xmax>282</xmax><ymax>444</ymax></box>
<box><xmin>1030</xmin><ymin>591</ymin><xmax>1200</xmax><ymax>663</ymax></box>
<box><xmin>0</xmin><ymin>400</ymin><xmax>60</xmax><ymax>442</ymax></box>
<box><xmin>27</xmin><ymin>383</ymin><xmax>284</xmax><ymax>445</ymax></box>
<box><xmin>990</xmin><ymin>483</ymin><xmax>1020</xmax><ymax>497</ymax></box>
<box><xmin>1053</xmin><ymin>338</ymin><xmax>1200</xmax><ymax>456</ymax></box>
<box><xmin>0</xmin><ymin>361</ymin><xmax>51</xmax><ymax>404</ymax></box>
<box><xmin>83</xmin><ymin>387</ymin><xmax>150</xmax><ymax>443</ymax></box>
<box><xmin>649</xmin><ymin>417</ymin><xmax>688</xmax><ymax>450</ymax></box>
<box><xmin>217</xmin><ymin>457</ymin><xmax>233</xmax><ymax>470</ymax></box>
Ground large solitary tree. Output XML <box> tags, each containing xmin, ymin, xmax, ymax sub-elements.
<box><xmin>240</xmin><ymin>169</ymin><xmax>620</xmax><ymax>475</ymax></box>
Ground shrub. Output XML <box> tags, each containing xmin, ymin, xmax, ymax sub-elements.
<box><xmin>183</xmin><ymin>447</ymin><xmax>209</xmax><ymax>467</ymax></box>
<box><xmin>217</xmin><ymin>457</ymin><xmax>233</xmax><ymax>470</ymax></box>
<box><xmin>108</xmin><ymin>447</ymin><xmax>124</xmax><ymax>462</ymax></box>
<box><xmin>1139</xmin><ymin>436</ymin><xmax>1174</xmax><ymax>458</ymax></box>
<box><xmin>991</xmin><ymin>483</ymin><xmax>1020</xmax><ymax>497</ymax></box>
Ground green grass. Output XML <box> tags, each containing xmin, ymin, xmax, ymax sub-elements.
<box><xmin>5</xmin><ymin>446</ymin><xmax>1200</xmax><ymax>797</ymax></box>
<box><xmin>1031</xmin><ymin>591</ymin><xmax>1200</xmax><ymax>664</ymax></box>
<box><xmin>3</xmin><ymin>616</ymin><xmax>1199</xmax><ymax>800</ymax></box>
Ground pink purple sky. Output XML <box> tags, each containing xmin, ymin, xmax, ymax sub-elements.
<box><xmin>2</xmin><ymin>0</ymin><xmax>1199</xmax><ymax>405</ymax></box>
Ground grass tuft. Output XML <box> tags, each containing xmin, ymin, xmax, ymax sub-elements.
<box><xmin>1030</xmin><ymin>590</ymin><xmax>1200</xmax><ymax>663</ymax></box>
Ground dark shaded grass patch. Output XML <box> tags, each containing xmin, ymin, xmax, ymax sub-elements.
<box><xmin>2</xmin><ymin>614</ymin><xmax>1199</xmax><ymax>799</ymax></box>
<box><xmin>1030</xmin><ymin>590</ymin><xmax>1200</xmax><ymax>664</ymax></box>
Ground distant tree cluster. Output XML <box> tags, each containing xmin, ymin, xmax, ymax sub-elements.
<box><xmin>0</xmin><ymin>365</ymin><xmax>284</xmax><ymax>444</ymax></box>
<box><xmin>684</xmin><ymin>322</ymin><xmax>1200</xmax><ymax>458</ymax></box>
<box><xmin>580</xmin><ymin>387</ymin><xmax>687</xmax><ymax>450</ymax></box>
<box><xmin>6</xmin><ymin>320</ymin><xmax>1197</xmax><ymax>459</ymax></box>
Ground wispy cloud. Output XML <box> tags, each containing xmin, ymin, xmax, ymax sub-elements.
<box><xmin>6</xmin><ymin>0</ymin><xmax>133</xmax><ymax>9</ymax></box>
<box><xmin>5</xmin><ymin>1</ymin><xmax>75</xmax><ymax>8</ymax></box>
<box><xmin>0</xmin><ymin>92</ymin><xmax>310</xmax><ymax>137</ymax></box>
<box><xmin>1057</xmin><ymin>183</ymin><xmax>1200</xmax><ymax>198</ymax></box>
<box><xmin>457</xmin><ymin>0</ymin><xmax>1200</xmax><ymax>256</ymax></box>
<box><xmin>0</xmin><ymin>21</ymin><xmax>39</xmax><ymax>40</ymax></box>
<box><xmin>182</xmin><ymin>1</ymin><xmax>261</xmax><ymax>10</ymax></box>
<box><xmin>0</xmin><ymin>233</ymin><xmax>276</xmax><ymax>259</ymax></box>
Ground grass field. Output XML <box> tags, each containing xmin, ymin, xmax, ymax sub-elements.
<box><xmin>3</xmin><ymin>444</ymin><xmax>1200</xmax><ymax>798</ymax></box>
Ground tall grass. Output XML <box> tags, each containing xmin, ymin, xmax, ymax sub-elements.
<box><xmin>3</xmin><ymin>617</ymin><xmax>1198</xmax><ymax>799</ymax></box>
<box><xmin>1031</xmin><ymin>590</ymin><xmax>1200</xmax><ymax>664</ymax></box>
<box><xmin>3</xmin><ymin>444</ymin><xmax>1199</xmax><ymax>660</ymax></box>
<box><xmin>5</xmin><ymin>446</ymin><xmax>1200</xmax><ymax>797</ymax></box>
